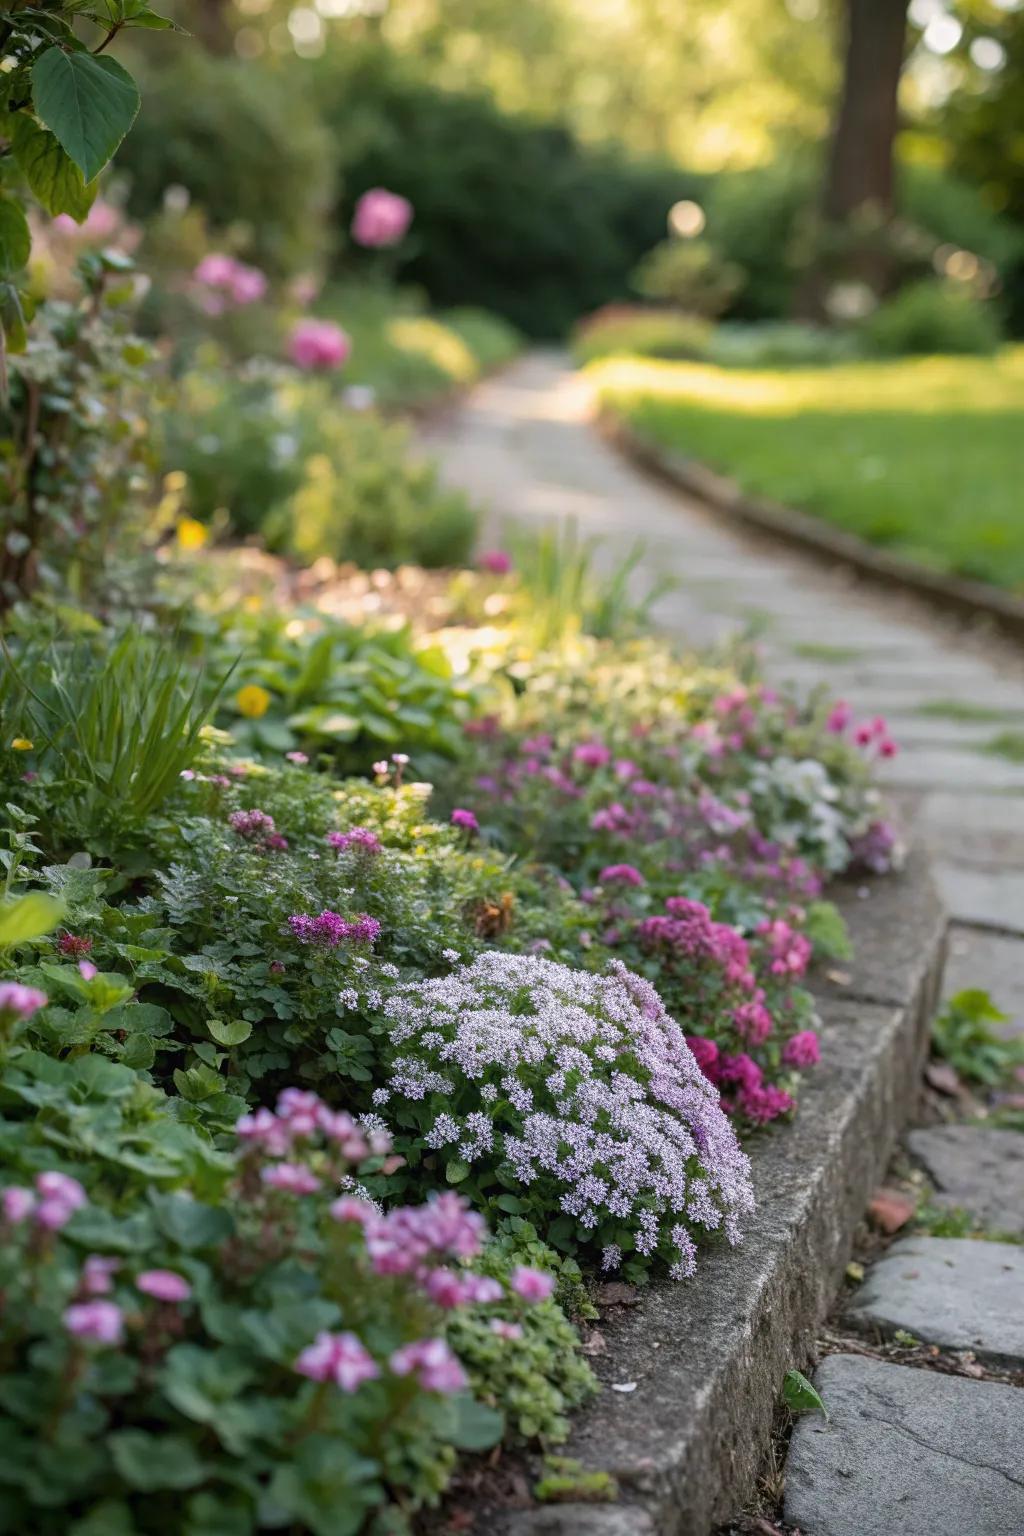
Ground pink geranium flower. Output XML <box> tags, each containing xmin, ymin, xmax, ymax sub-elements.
<box><xmin>351</xmin><ymin>188</ymin><xmax>413</xmax><ymax>248</ymax></box>
<box><xmin>136</xmin><ymin>1269</ymin><xmax>192</xmax><ymax>1303</ymax></box>
<box><xmin>510</xmin><ymin>1265</ymin><xmax>556</xmax><ymax>1303</ymax></box>
<box><xmin>295</xmin><ymin>1330</ymin><xmax>380</xmax><ymax>1391</ymax></box>
<box><xmin>64</xmin><ymin>1300</ymin><xmax>124</xmax><ymax>1346</ymax></box>
<box><xmin>288</xmin><ymin>319</ymin><xmax>351</xmax><ymax>372</ymax></box>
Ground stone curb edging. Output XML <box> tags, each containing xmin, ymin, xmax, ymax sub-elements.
<box><xmin>489</xmin><ymin>848</ymin><xmax>947</xmax><ymax>1536</ymax></box>
<box><xmin>597</xmin><ymin>412</ymin><xmax>1024</xmax><ymax>645</ymax></box>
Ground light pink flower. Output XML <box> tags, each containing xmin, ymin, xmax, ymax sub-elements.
<box><xmin>2</xmin><ymin>1186</ymin><xmax>36</xmax><ymax>1224</ymax></box>
<box><xmin>34</xmin><ymin>1171</ymin><xmax>86</xmax><ymax>1230</ymax></box>
<box><xmin>490</xmin><ymin>1319</ymin><xmax>523</xmax><ymax>1340</ymax></box>
<box><xmin>136</xmin><ymin>1269</ymin><xmax>192</xmax><ymax>1303</ymax></box>
<box><xmin>295</xmin><ymin>1330</ymin><xmax>380</xmax><ymax>1391</ymax></box>
<box><xmin>261</xmin><ymin>1162</ymin><xmax>321</xmax><ymax>1195</ymax></box>
<box><xmin>478</xmin><ymin>550</ymin><xmax>512</xmax><ymax>576</ymax></box>
<box><xmin>0</xmin><ymin>982</ymin><xmax>47</xmax><ymax>1019</ymax></box>
<box><xmin>82</xmin><ymin>1255</ymin><xmax>120</xmax><ymax>1296</ymax></box>
<box><xmin>390</xmin><ymin>1337</ymin><xmax>467</xmax><ymax>1394</ymax></box>
<box><xmin>351</xmin><ymin>188</ymin><xmax>413</xmax><ymax>248</ymax></box>
<box><xmin>510</xmin><ymin>1266</ymin><xmax>555</xmax><ymax>1303</ymax></box>
<box><xmin>64</xmin><ymin>1300</ymin><xmax>124</xmax><ymax>1345</ymax></box>
<box><xmin>78</xmin><ymin>960</ymin><xmax>97</xmax><ymax>981</ymax></box>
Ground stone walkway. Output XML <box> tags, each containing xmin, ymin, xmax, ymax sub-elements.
<box><xmin>424</xmin><ymin>351</ymin><xmax>1024</xmax><ymax>1536</ymax></box>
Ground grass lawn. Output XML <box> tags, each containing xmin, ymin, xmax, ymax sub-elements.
<box><xmin>588</xmin><ymin>350</ymin><xmax>1024</xmax><ymax>592</ymax></box>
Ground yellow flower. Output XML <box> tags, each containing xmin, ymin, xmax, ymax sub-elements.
<box><xmin>164</xmin><ymin>470</ymin><xmax>188</xmax><ymax>493</ymax></box>
<box><xmin>235</xmin><ymin>685</ymin><xmax>272</xmax><ymax>719</ymax></box>
<box><xmin>11</xmin><ymin>737</ymin><xmax>33</xmax><ymax>751</ymax></box>
<box><xmin>176</xmin><ymin>517</ymin><xmax>208</xmax><ymax>552</ymax></box>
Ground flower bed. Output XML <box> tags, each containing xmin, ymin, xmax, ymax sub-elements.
<box><xmin>0</xmin><ymin>567</ymin><xmax>900</xmax><ymax>1530</ymax></box>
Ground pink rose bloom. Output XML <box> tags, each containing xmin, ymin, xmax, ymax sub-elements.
<box><xmin>510</xmin><ymin>1265</ymin><xmax>555</xmax><ymax>1303</ymax></box>
<box><xmin>64</xmin><ymin>1300</ymin><xmax>124</xmax><ymax>1345</ymax></box>
<box><xmin>351</xmin><ymin>187</ymin><xmax>413</xmax><ymax>248</ymax></box>
<box><xmin>295</xmin><ymin>1330</ymin><xmax>380</xmax><ymax>1391</ymax></box>
<box><xmin>136</xmin><ymin>1269</ymin><xmax>192</xmax><ymax>1303</ymax></box>
<box><xmin>478</xmin><ymin>550</ymin><xmax>512</xmax><ymax>575</ymax></box>
<box><xmin>782</xmin><ymin>1030</ymin><xmax>821</xmax><ymax>1069</ymax></box>
<box><xmin>0</xmin><ymin>982</ymin><xmax>47</xmax><ymax>1019</ymax></box>
<box><xmin>390</xmin><ymin>1337</ymin><xmax>467</xmax><ymax>1394</ymax></box>
<box><xmin>288</xmin><ymin>319</ymin><xmax>351</xmax><ymax>372</ymax></box>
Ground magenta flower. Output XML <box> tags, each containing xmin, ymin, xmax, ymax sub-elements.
<box><xmin>327</xmin><ymin>826</ymin><xmax>382</xmax><ymax>855</ymax></box>
<box><xmin>193</xmin><ymin>253</ymin><xmax>267</xmax><ymax>308</ymax></box>
<box><xmin>261</xmin><ymin>1161</ymin><xmax>322</xmax><ymax>1195</ymax></box>
<box><xmin>599</xmin><ymin>863</ymin><xmax>645</xmax><ymax>887</ymax></box>
<box><xmin>288</xmin><ymin>319</ymin><xmax>351</xmax><ymax>372</ymax></box>
<box><xmin>450</xmin><ymin>808</ymin><xmax>479</xmax><ymax>833</ymax></box>
<box><xmin>737</xmin><ymin>1082</ymin><xmax>795</xmax><ymax>1124</ymax></box>
<box><xmin>685</xmin><ymin>1035</ymin><xmax>720</xmax><ymax>1080</ymax></box>
<box><xmin>490</xmin><ymin>1319</ymin><xmax>523</xmax><ymax>1340</ymax></box>
<box><xmin>826</xmin><ymin>701</ymin><xmax>852</xmax><ymax>734</ymax></box>
<box><xmin>390</xmin><ymin>1337</ymin><xmax>467</xmax><ymax>1394</ymax></box>
<box><xmin>229</xmin><ymin>808</ymin><xmax>277</xmax><ymax>841</ymax></box>
<box><xmin>295</xmin><ymin>1330</ymin><xmax>380</xmax><ymax>1391</ymax></box>
<box><xmin>57</xmin><ymin>933</ymin><xmax>93</xmax><ymax>958</ymax></box>
<box><xmin>351</xmin><ymin>188</ymin><xmax>413</xmax><ymax>248</ymax></box>
<box><xmin>510</xmin><ymin>1266</ymin><xmax>555</xmax><ymax>1303</ymax></box>
<box><xmin>573</xmin><ymin>742</ymin><xmax>611</xmax><ymax>769</ymax></box>
<box><xmin>478</xmin><ymin>550</ymin><xmax>512</xmax><ymax>576</ymax></box>
<box><xmin>782</xmin><ymin>1030</ymin><xmax>821</xmax><ymax>1069</ymax></box>
<box><xmin>136</xmin><ymin>1269</ymin><xmax>192</xmax><ymax>1303</ymax></box>
<box><xmin>0</xmin><ymin>982</ymin><xmax>47</xmax><ymax>1019</ymax></box>
<box><xmin>64</xmin><ymin>1300</ymin><xmax>124</xmax><ymax>1346</ymax></box>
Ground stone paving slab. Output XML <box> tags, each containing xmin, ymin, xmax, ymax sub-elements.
<box><xmin>913</xmin><ymin>792</ymin><xmax>1024</xmax><ymax>873</ymax></box>
<box><xmin>784</xmin><ymin>1353</ymin><xmax>1024</xmax><ymax>1536</ymax></box>
<box><xmin>933</xmin><ymin>864</ymin><xmax>1024</xmax><ymax>935</ymax></box>
<box><xmin>844</xmin><ymin>1236</ymin><xmax>1024</xmax><ymax>1365</ymax></box>
<box><xmin>943</xmin><ymin>926</ymin><xmax>1024</xmax><ymax>1033</ymax></box>
<box><xmin>907</xmin><ymin>1125</ymin><xmax>1024</xmax><ymax>1234</ymax></box>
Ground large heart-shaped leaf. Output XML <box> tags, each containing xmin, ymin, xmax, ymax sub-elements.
<box><xmin>13</xmin><ymin>118</ymin><xmax>98</xmax><ymax>221</ymax></box>
<box><xmin>0</xmin><ymin>199</ymin><xmax>31</xmax><ymax>279</ymax></box>
<box><xmin>32</xmin><ymin>48</ymin><xmax>140</xmax><ymax>183</ymax></box>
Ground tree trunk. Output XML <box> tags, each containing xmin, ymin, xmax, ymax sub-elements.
<box><xmin>798</xmin><ymin>0</ymin><xmax>910</xmax><ymax>318</ymax></box>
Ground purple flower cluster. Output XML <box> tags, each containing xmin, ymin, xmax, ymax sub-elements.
<box><xmin>228</xmin><ymin>807</ymin><xmax>288</xmax><ymax>851</ymax></box>
<box><xmin>326</xmin><ymin>826</ymin><xmax>383</xmax><ymax>856</ymax></box>
<box><xmin>2</xmin><ymin>1170</ymin><xmax>86</xmax><ymax>1231</ymax></box>
<box><xmin>287</xmin><ymin>910</ymin><xmax>382</xmax><ymax>948</ymax></box>
<box><xmin>377</xmin><ymin>952</ymin><xmax>754</xmax><ymax>1278</ymax></box>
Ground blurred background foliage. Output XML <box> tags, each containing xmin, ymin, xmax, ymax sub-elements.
<box><xmin>106</xmin><ymin>0</ymin><xmax>1024</xmax><ymax>338</ymax></box>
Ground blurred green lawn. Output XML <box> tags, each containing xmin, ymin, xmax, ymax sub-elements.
<box><xmin>589</xmin><ymin>350</ymin><xmax>1024</xmax><ymax>591</ymax></box>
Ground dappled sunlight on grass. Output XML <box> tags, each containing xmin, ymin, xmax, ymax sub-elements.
<box><xmin>590</xmin><ymin>350</ymin><xmax>1024</xmax><ymax>591</ymax></box>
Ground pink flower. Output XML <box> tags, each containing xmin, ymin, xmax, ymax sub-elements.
<box><xmin>34</xmin><ymin>1171</ymin><xmax>86</xmax><ymax>1230</ymax></box>
<box><xmin>288</xmin><ymin>319</ymin><xmax>351</xmax><ymax>372</ymax></box>
<box><xmin>286</xmin><ymin>750</ymin><xmax>309</xmax><ymax>765</ymax></box>
<box><xmin>782</xmin><ymin>1030</ymin><xmax>821</xmax><ymax>1069</ymax></box>
<box><xmin>78</xmin><ymin>960</ymin><xmax>97</xmax><ymax>981</ymax></box>
<box><xmin>598</xmin><ymin>863</ymin><xmax>645</xmax><ymax>887</ymax></box>
<box><xmin>422</xmin><ymin>1267</ymin><xmax>471</xmax><ymax>1308</ymax></box>
<box><xmin>733</xmin><ymin>998</ymin><xmax>773</xmax><ymax>1046</ymax></box>
<box><xmin>327</xmin><ymin>826</ymin><xmax>382</xmax><ymax>855</ymax></box>
<box><xmin>738</xmin><ymin>1082</ymin><xmax>795</xmax><ymax>1124</ymax></box>
<box><xmin>2</xmin><ymin>1186</ymin><xmax>35</xmax><ymax>1224</ymax></box>
<box><xmin>510</xmin><ymin>1266</ymin><xmax>555</xmax><ymax>1303</ymax></box>
<box><xmin>573</xmin><ymin>742</ymin><xmax>611</xmax><ymax>769</ymax></box>
<box><xmin>64</xmin><ymin>1300</ymin><xmax>124</xmax><ymax>1346</ymax></box>
<box><xmin>0</xmin><ymin>982</ymin><xmax>47</xmax><ymax>1019</ymax></box>
<box><xmin>450</xmin><ymin>808</ymin><xmax>479</xmax><ymax>832</ymax></box>
<box><xmin>296</xmin><ymin>1330</ymin><xmax>380</xmax><ymax>1391</ymax></box>
<box><xmin>136</xmin><ymin>1269</ymin><xmax>192</xmax><ymax>1303</ymax></box>
<box><xmin>462</xmin><ymin>1274</ymin><xmax>504</xmax><ymax>1304</ymax></box>
<box><xmin>193</xmin><ymin>253</ymin><xmax>267</xmax><ymax>307</ymax></box>
<box><xmin>82</xmin><ymin>1255</ymin><xmax>120</xmax><ymax>1295</ymax></box>
<box><xmin>685</xmin><ymin>1036</ymin><xmax>720</xmax><ymax>1080</ymax></box>
<box><xmin>478</xmin><ymin>550</ymin><xmax>512</xmax><ymax>575</ymax></box>
<box><xmin>490</xmin><ymin>1319</ymin><xmax>524</xmax><ymax>1340</ymax></box>
<box><xmin>57</xmin><ymin>933</ymin><xmax>92</xmax><ymax>958</ymax></box>
<box><xmin>351</xmin><ymin>187</ymin><xmax>413</xmax><ymax>248</ymax></box>
<box><xmin>329</xmin><ymin>1194</ymin><xmax>375</xmax><ymax>1225</ymax></box>
<box><xmin>718</xmin><ymin>1053</ymin><xmax>763</xmax><ymax>1092</ymax></box>
<box><xmin>390</xmin><ymin>1337</ymin><xmax>467</xmax><ymax>1394</ymax></box>
<box><xmin>261</xmin><ymin>1162</ymin><xmax>322</xmax><ymax>1195</ymax></box>
<box><xmin>826</xmin><ymin>701</ymin><xmax>852</xmax><ymax>734</ymax></box>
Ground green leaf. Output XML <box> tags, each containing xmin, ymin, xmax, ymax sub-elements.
<box><xmin>782</xmin><ymin>1368</ymin><xmax>828</xmax><ymax>1419</ymax></box>
<box><xmin>109</xmin><ymin>1430</ymin><xmax>206</xmax><ymax>1491</ymax></box>
<box><xmin>12</xmin><ymin>118</ymin><xmax>97</xmax><ymax>221</ymax></box>
<box><xmin>32</xmin><ymin>48</ymin><xmax>140</xmax><ymax>183</ymax></box>
<box><xmin>173</xmin><ymin>1063</ymin><xmax>224</xmax><ymax>1102</ymax></box>
<box><xmin>150</xmin><ymin>1190</ymin><xmax>233</xmax><ymax>1250</ymax></box>
<box><xmin>445</xmin><ymin>1158</ymin><xmax>470</xmax><ymax>1184</ymax></box>
<box><xmin>0</xmin><ymin>891</ymin><xmax>64</xmax><ymax>947</ymax></box>
<box><xmin>207</xmin><ymin>1017</ymin><xmax>252</xmax><ymax>1047</ymax></box>
<box><xmin>447</xmin><ymin>1393</ymin><xmax>505</xmax><ymax>1452</ymax></box>
<box><xmin>0</xmin><ymin>199</ymin><xmax>31</xmax><ymax>279</ymax></box>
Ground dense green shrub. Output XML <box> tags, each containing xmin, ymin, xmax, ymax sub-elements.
<box><xmin>862</xmin><ymin>279</ymin><xmax>1002</xmax><ymax>357</ymax></box>
<box><xmin>631</xmin><ymin>238</ymin><xmax>743</xmax><ymax>319</ymax></box>
<box><xmin>160</xmin><ymin>364</ymin><xmax>478</xmax><ymax>567</ymax></box>
<box><xmin>708</xmin><ymin>321</ymin><xmax>860</xmax><ymax>368</ymax></box>
<box><xmin>573</xmin><ymin>307</ymin><xmax>714</xmax><ymax>365</ymax></box>
<box><xmin>117</xmin><ymin>53</ymin><xmax>336</xmax><ymax>280</ymax></box>
<box><xmin>313</xmin><ymin>45</ymin><xmax>696</xmax><ymax>336</ymax></box>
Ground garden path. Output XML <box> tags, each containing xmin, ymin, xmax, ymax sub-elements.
<box><xmin>423</xmin><ymin>350</ymin><xmax>1024</xmax><ymax>1535</ymax></box>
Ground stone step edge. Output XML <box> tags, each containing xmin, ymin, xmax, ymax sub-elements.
<box><xmin>490</xmin><ymin>849</ymin><xmax>948</xmax><ymax>1536</ymax></box>
<box><xmin>597</xmin><ymin>411</ymin><xmax>1024</xmax><ymax>647</ymax></box>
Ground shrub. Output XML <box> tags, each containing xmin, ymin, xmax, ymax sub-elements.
<box><xmin>118</xmin><ymin>53</ymin><xmax>336</xmax><ymax>281</ymax></box>
<box><xmin>860</xmin><ymin>279</ymin><xmax>1002</xmax><ymax>357</ymax></box>
<box><xmin>371</xmin><ymin>951</ymin><xmax>755</xmax><ymax>1282</ymax></box>
<box><xmin>631</xmin><ymin>238</ymin><xmax>744</xmax><ymax>319</ymax></box>
<box><xmin>572</xmin><ymin>307</ymin><xmax>714</xmax><ymax>365</ymax></box>
<box><xmin>314</xmin><ymin>43</ymin><xmax>696</xmax><ymax>336</ymax></box>
<box><xmin>707</xmin><ymin>321</ymin><xmax>860</xmax><ymax>369</ymax></box>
